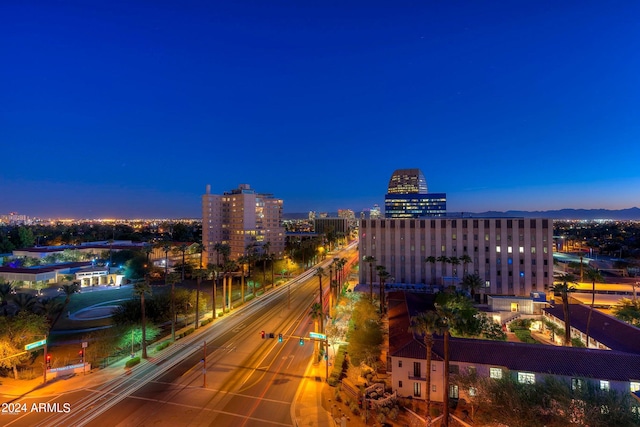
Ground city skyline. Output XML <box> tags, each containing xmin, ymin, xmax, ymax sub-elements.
<box><xmin>3</xmin><ymin>2</ymin><xmax>640</xmax><ymax>218</ymax></box>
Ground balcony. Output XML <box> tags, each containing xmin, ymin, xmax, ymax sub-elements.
<box><xmin>408</xmin><ymin>371</ymin><xmax>425</xmax><ymax>381</ymax></box>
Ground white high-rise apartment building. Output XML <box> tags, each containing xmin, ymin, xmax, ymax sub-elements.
<box><xmin>202</xmin><ymin>184</ymin><xmax>285</xmax><ymax>266</ymax></box>
<box><xmin>359</xmin><ymin>217</ymin><xmax>553</xmax><ymax>297</ymax></box>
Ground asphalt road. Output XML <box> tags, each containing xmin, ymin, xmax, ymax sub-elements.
<box><xmin>3</xmin><ymin>245</ymin><xmax>357</xmax><ymax>427</ymax></box>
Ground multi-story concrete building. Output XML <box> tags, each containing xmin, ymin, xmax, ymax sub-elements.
<box><xmin>202</xmin><ymin>184</ymin><xmax>285</xmax><ymax>265</ymax></box>
<box><xmin>359</xmin><ymin>216</ymin><xmax>553</xmax><ymax>297</ymax></box>
<box><xmin>389</xmin><ymin>292</ymin><xmax>640</xmax><ymax>405</ymax></box>
<box><xmin>384</xmin><ymin>169</ymin><xmax>446</xmax><ymax>218</ymax></box>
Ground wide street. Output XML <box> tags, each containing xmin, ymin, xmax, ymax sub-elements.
<box><xmin>1</xmin><ymin>244</ymin><xmax>358</xmax><ymax>427</ymax></box>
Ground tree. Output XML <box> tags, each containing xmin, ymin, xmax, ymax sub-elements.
<box><xmin>315</xmin><ymin>267</ymin><xmax>326</xmax><ymax>335</ymax></box>
<box><xmin>207</xmin><ymin>263</ymin><xmax>219</xmax><ymax>319</ymax></box>
<box><xmin>583</xmin><ymin>267</ymin><xmax>604</xmax><ymax>347</ymax></box>
<box><xmin>166</xmin><ymin>271</ymin><xmax>180</xmax><ymax>341</ymax></box>
<box><xmin>0</xmin><ymin>282</ymin><xmax>15</xmax><ymax>315</ymax></box>
<box><xmin>459</xmin><ymin>254</ymin><xmax>472</xmax><ymax>275</ymax></box>
<box><xmin>376</xmin><ymin>265</ymin><xmax>391</xmax><ymax>314</ymax></box>
<box><xmin>262</xmin><ymin>241</ymin><xmax>271</xmax><ymax>289</ymax></box>
<box><xmin>437</xmin><ymin>255</ymin><xmax>450</xmax><ymax>288</ymax></box>
<box><xmin>362</xmin><ymin>255</ymin><xmax>376</xmax><ymax>302</ymax></box>
<box><xmin>50</xmin><ymin>282</ymin><xmax>80</xmax><ymax>330</ymax></box>
<box><xmin>347</xmin><ymin>298</ymin><xmax>383</xmax><ymax>367</ymax></box>
<box><xmin>133</xmin><ymin>278</ymin><xmax>152</xmax><ymax>358</ymax></box>
<box><xmin>11</xmin><ymin>293</ymin><xmax>38</xmax><ymax>314</ymax></box>
<box><xmin>449</xmin><ymin>256</ymin><xmax>460</xmax><ymax>284</ymax></box>
<box><xmin>409</xmin><ymin>310</ymin><xmax>442</xmax><ymax>425</ymax></box>
<box><xmin>612</xmin><ymin>298</ymin><xmax>640</xmax><ymax>326</ymax></box>
<box><xmin>0</xmin><ymin>311</ymin><xmax>49</xmax><ymax>379</ymax></box>
<box><xmin>194</xmin><ymin>242</ymin><xmax>205</xmax><ymax>329</ymax></box>
<box><xmin>461</xmin><ymin>273</ymin><xmax>483</xmax><ymax>302</ymax></box>
<box><xmin>434</xmin><ymin>303</ymin><xmax>457</xmax><ymax>427</ymax></box>
<box><xmin>309</xmin><ymin>302</ymin><xmax>323</xmax><ymax>361</ymax></box>
<box><xmin>550</xmin><ymin>273</ymin><xmax>577</xmax><ymax>346</ymax></box>
<box><xmin>425</xmin><ymin>256</ymin><xmax>437</xmax><ymax>290</ymax></box>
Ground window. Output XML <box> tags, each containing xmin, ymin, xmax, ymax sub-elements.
<box><xmin>399</xmin><ymin>381</ymin><xmax>403</xmax><ymax>388</ymax></box>
<box><xmin>449</xmin><ymin>365</ymin><xmax>459</xmax><ymax>374</ymax></box>
<box><xmin>490</xmin><ymin>368</ymin><xmax>502</xmax><ymax>379</ymax></box>
<box><xmin>572</xmin><ymin>378</ymin><xmax>584</xmax><ymax>391</ymax></box>
<box><xmin>449</xmin><ymin>385</ymin><xmax>459</xmax><ymax>399</ymax></box>
<box><xmin>398</xmin><ymin>360</ymin><xmax>402</xmax><ymax>368</ymax></box>
<box><xmin>413</xmin><ymin>362</ymin><xmax>421</xmax><ymax>378</ymax></box>
<box><xmin>469</xmin><ymin>387</ymin><xmax>476</xmax><ymax>397</ymax></box>
<box><xmin>600</xmin><ymin>380</ymin><xmax>610</xmax><ymax>391</ymax></box>
<box><xmin>517</xmin><ymin>372</ymin><xmax>535</xmax><ymax>384</ymax></box>
<box><xmin>496</xmin><ymin>246</ymin><xmax>501</xmax><ymax>253</ymax></box>
<box><xmin>432</xmin><ymin>384</ymin><xmax>437</xmax><ymax>392</ymax></box>
<box><xmin>631</xmin><ymin>382</ymin><xmax>640</xmax><ymax>393</ymax></box>
<box><xmin>413</xmin><ymin>383</ymin><xmax>421</xmax><ymax>397</ymax></box>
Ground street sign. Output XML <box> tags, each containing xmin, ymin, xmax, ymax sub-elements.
<box><xmin>25</xmin><ymin>339</ymin><xmax>47</xmax><ymax>350</ymax></box>
<box><xmin>82</xmin><ymin>341</ymin><xmax>88</xmax><ymax>348</ymax></box>
<box><xmin>309</xmin><ymin>332</ymin><xmax>326</xmax><ymax>340</ymax></box>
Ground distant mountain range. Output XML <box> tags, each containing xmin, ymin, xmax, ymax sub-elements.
<box><xmin>472</xmin><ymin>207</ymin><xmax>640</xmax><ymax>220</ymax></box>
<box><xmin>284</xmin><ymin>207</ymin><xmax>640</xmax><ymax>221</ymax></box>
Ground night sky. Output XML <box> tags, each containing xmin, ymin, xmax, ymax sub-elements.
<box><xmin>2</xmin><ymin>1</ymin><xmax>639</xmax><ymax>219</ymax></box>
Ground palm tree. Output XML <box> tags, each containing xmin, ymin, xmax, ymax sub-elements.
<box><xmin>461</xmin><ymin>273</ymin><xmax>483</xmax><ymax>302</ymax></box>
<box><xmin>437</xmin><ymin>255</ymin><xmax>450</xmax><ymax>288</ymax></box>
<box><xmin>35</xmin><ymin>296</ymin><xmax>63</xmax><ymax>324</ymax></box>
<box><xmin>194</xmin><ymin>242</ymin><xmax>205</xmax><ymax>329</ymax></box>
<box><xmin>309</xmin><ymin>302</ymin><xmax>323</xmax><ymax>361</ymax></box>
<box><xmin>177</xmin><ymin>243</ymin><xmax>189</xmax><ymax>282</ymax></box>
<box><xmin>362</xmin><ymin>255</ymin><xmax>376</xmax><ymax>302</ymax></box>
<box><xmin>0</xmin><ymin>282</ymin><xmax>15</xmax><ymax>315</ymax></box>
<box><xmin>584</xmin><ymin>267</ymin><xmax>604</xmax><ymax>347</ymax></box>
<box><xmin>409</xmin><ymin>311</ymin><xmax>442</xmax><ymax>426</ymax></box>
<box><xmin>223</xmin><ymin>260</ymin><xmax>238</xmax><ymax>311</ymax></box>
<box><xmin>425</xmin><ymin>256</ymin><xmax>437</xmax><ymax>290</ymax></box>
<box><xmin>12</xmin><ymin>293</ymin><xmax>38</xmax><ymax>314</ymax></box>
<box><xmin>133</xmin><ymin>277</ymin><xmax>152</xmax><ymax>358</ymax></box>
<box><xmin>449</xmin><ymin>256</ymin><xmax>460</xmax><ymax>288</ymax></box>
<box><xmin>262</xmin><ymin>241</ymin><xmax>271</xmax><ymax>289</ymax></box>
<box><xmin>315</xmin><ymin>267</ymin><xmax>326</xmax><ymax>335</ymax></box>
<box><xmin>50</xmin><ymin>282</ymin><xmax>80</xmax><ymax>330</ymax></box>
<box><xmin>550</xmin><ymin>273</ymin><xmax>577</xmax><ymax>346</ymax></box>
<box><xmin>458</xmin><ymin>254</ymin><xmax>472</xmax><ymax>276</ymax></box>
<box><xmin>376</xmin><ymin>265</ymin><xmax>391</xmax><ymax>314</ymax></box>
<box><xmin>207</xmin><ymin>263</ymin><xmax>218</xmax><ymax>319</ymax></box>
<box><xmin>166</xmin><ymin>272</ymin><xmax>180</xmax><ymax>341</ymax></box>
<box><xmin>435</xmin><ymin>303</ymin><xmax>456</xmax><ymax>427</ymax></box>
<box><xmin>237</xmin><ymin>255</ymin><xmax>249</xmax><ymax>304</ymax></box>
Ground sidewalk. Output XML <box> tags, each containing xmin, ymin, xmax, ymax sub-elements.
<box><xmin>293</xmin><ymin>361</ymin><xmax>335</xmax><ymax>426</ymax></box>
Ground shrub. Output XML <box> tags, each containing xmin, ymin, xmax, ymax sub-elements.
<box><xmin>125</xmin><ymin>357</ymin><xmax>140</xmax><ymax>368</ymax></box>
<box><xmin>388</xmin><ymin>407</ymin><xmax>399</xmax><ymax>421</ymax></box>
<box><xmin>349</xmin><ymin>403</ymin><xmax>360</xmax><ymax>415</ymax></box>
<box><xmin>155</xmin><ymin>341</ymin><xmax>171</xmax><ymax>352</ymax></box>
<box><xmin>200</xmin><ymin>318</ymin><xmax>212</xmax><ymax>327</ymax></box>
<box><xmin>514</xmin><ymin>329</ymin><xmax>537</xmax><ymax>344</ymax></box>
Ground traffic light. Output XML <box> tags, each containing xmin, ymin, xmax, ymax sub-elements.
<box><xmin>261</xmin><ymin>330</ymin><xmax>265</xmax><ymax>339</ymax></box>
<box><xmin>46</xmin><ymin>355</ymin><xmax>51</xmax><ymax>369</ymax></box>
<box><xmin>79</xmin><ymin>349</ymin><xmax>84</xmax><ymax>363</ymax></box>
<box><xmin>278</xmin><ymin>333</ymin><xmax>283</xmax><ymax>342</ymax></box>
<box><xmin>299</xmin><ymin>338</ymin><xmax>304</xmax><ymax>346</ymax></box>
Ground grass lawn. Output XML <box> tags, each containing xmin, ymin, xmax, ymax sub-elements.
<box><xmin>64</xmin><ymin>286</ymin><xmax>136</xmax><ymax>313</ymax></box>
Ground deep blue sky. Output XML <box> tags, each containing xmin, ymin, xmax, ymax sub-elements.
<box><xmin>2</xmin><ymin>1</ymin><xmax>639</xmax><ymax>219</ymax></box>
